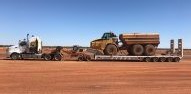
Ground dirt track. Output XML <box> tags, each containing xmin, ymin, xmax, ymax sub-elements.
<box><xmin>0</xmin><ymin>59</ymin><xmax>191</xmax><ymax>94</ymax></box>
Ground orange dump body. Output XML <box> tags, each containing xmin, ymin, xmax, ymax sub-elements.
<box><xmin>119</xmin><ymin>33</ymin><xmax>160</xmax><ymax>46</ymax></box>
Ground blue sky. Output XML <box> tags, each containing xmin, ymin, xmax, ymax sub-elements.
<box><xmin>0</xmin><ymin>0</ymin><xmax>191</xmax><ymax>48</ymax></box>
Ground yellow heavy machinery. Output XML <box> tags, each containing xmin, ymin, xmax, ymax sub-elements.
<box><xmin>90</xmin><ymin>32</ymin><xmax>160</xmax><ymax>56</ymax></box>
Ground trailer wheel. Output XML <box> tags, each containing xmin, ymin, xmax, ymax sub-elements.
<box><xmin>78</xmin><ymin>55</ymin><xmax>85</xmax><ymax>61</ymax></box>
<box><xmin>85</xmin><ymin>55</ymin><xmax>91</xmax><ymax>61</ymax></box>
<box><xmin>144</xmin><ymin>45</ymin><xmax>156</xmax><ymax>56</ymax></box>
<box><xmin>132</xmin><ymin>44</ymin><xmax>144</xmax><ymax>56</ymax></box>
<box><xmin>104</xmin><ymin>44</ymin><xmax>118</xmax><ymax>55</ymax></box>
<box><xmin>144</xmin><ymin>57</ymin><xmax>151</xmax><ymax>62</ymax></box>
<box><xmin>54</xmin><ymin>54</ymin><xmax>62</xmax><ymax>61</ymax></box>
<box><xmin>173</xmin><ymin>57</ymin><xmax>180</xmax><ymax>62</ymax></box>
<box><xmin>44</xmin><ymin>54</ymin><xmax>51</xmax><ymax>61</ymax></box>
<box><xmin>10</xmin><ymin>53</ymin><xmax>20</xmax><ymax>60</ymax></box>
<box><xmin>152</xmin><ymin>57</ymin><xmax>158</xmax><ymax>62</ymax></box>
<box><xmin>167</xmin><ymin>57</ymin><xmax>173</xmax><ymax>62</ymax></box>
<box><xmin>159</xmin><ymin>57</ymin><xmax>166</xmax><ymax>62</ymax></box>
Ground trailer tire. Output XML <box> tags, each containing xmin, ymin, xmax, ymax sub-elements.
<box><xmin>44</xmin><ymin>54</ymin><xmax>51</xmax><ymax>61</ymax></box>
<box><xmin>159</xmin><ymin>57</ymin><xmax>166</xmax><ymax>62</ymax></box>
<box><xmin>10</xmin><ymin>53</ymin><xmax>20</xmax><ymax>60</ymax></box>
<box><xmin>104</xmin><ymin>44</ymin><xmax>118</xmax><ymax>55</ymax></box>
<box><xmin>173</xmin><ymin>57</ymin><xmax>180</xmax><ymax>62</ymax></box>
<box><xmin>152</xmin><ymin>57</ymin><xmax>159</xmax><ymax>62</ymax></box>
<box><xmin>144</xmin><ymin>57</ymin><xmax>151</xmax><ymax>62</ymax></box>
<box><xmin>78</xmin><ymin>54</ymin><xmax>85</xmax><ymax>61</ymax></box>
<box><xmin>85</xmin><ymin>55</ymin><xmax>91</xmax><ymax>61</ymax></box>
<box><xmin>167</xmin><ymin>57</ymin><xmax>173</xmax><ymax>62</ymax></box>
<box><xmin>144</xmin><ymin>45</ymin><xmax>156</xmax><ymax>56</ymax></box>
<box><xmin>54</xmin><ymin>54</ymin><xmax>62</xmax><ymax>61</ymax></box>
<box><xmin>132</xmin><ymin>44</ymin><xmax>144</xmax><ymax>56</ymax></box>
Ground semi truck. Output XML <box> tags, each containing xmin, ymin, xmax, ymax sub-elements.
<box><xmin>90</xmin><ymin>32</ymin><xmax>160</xmax><ymax>56</ymax></box>
<box><xmin>6</xmin><ymin>33</ymin><xmax>183</xmax><ymax>62</ymax></box>
<box><xmin>6</xmin><ymin>34</ymin><xmax>63</xmax><ymax>61</ymax></box>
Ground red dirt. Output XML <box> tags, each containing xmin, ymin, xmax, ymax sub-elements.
<box><xmin>0</xmin><ymin>59</ymin><xmax>191</xmax><ymax>94</ymax></box>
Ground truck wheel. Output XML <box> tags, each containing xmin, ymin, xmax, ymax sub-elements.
<box><xmin>85</xmin><ymin>55</ymin><xmax>91</xmax><ymax>61</ymax></box>
<box><xmin>132</xmin><ymin>44</ymin><xmax>144</xmax><ymax>56</ymax></box>
<box><xmin>54</xmin><ymin>54</ymin><xmax>62</xmax><ymax>61</ymax></box>
<box><xmin>152</xmin><ymin>57</ymin><xmax>158</xmax><ymax>62</ymax></box>
<box><xmin>44</xmin><ymin>54</ymin><xmax>51</xmax><ymax>61</ymax></box>
<box><xmin>78</xmin><ymin>54</ymin><xmax>85</xmax><ymax>61</ymax></box>
<box><xmin>144</xmin><ymin>45</ymin><xmax>156</xmax><ymax>56</ymax></box>
<box><xmin>144</xmin><ymin>57</ymin><xmax>151</xmax><ymax>62</ymax></box>
<box><xmin>167</xmin><ymin>57</ymin><xmax>173</xmax><ymax>62</ymax></box>
<box><xmin>173</xmin><ymin>57</ymin><xmax>180</xmax><ymax>62</ymax></box>
<box><xmin>10</xmin><ymin>53</ymin><xmax>20</xmax><ymax>60</ymax></box>
<box><xmin>159</xmin><ymin>57</ymin><xmax>166</xmax><ymax>62</ymax></box>
<box><xmin>104</xmin><ymin>44</ymin><xmax>118</xmax><ymax>55</ymax></box>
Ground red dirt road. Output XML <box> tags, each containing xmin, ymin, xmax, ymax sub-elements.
<box><xmin>0</xmin><ymin>59</ymin><xmax>191</xmax><ymax>94</ymax></box>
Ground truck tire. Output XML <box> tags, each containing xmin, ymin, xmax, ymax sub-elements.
<box><xmin>132</xmin><ymin>44</ymin><xmax>144</xmax><ymax>56</ymax></box>
<box><xmin>152</xmin><ymin>57</ymin><xmax>158</xmax><ymax>62</ymax></box>
<box><xmin>10</xmin><ymin>53</ymin><xmax>20</xmax><ymax>60</ymax></box>
<box><xmin>54</xmin><ymin>54</ymin><xmax>62</xmax><ymax>61</ymax></box>
<box><xmin>104</xmin><ymin>44</ymin><xmax>118</xmax><ymax>55</ymax></box>
<box><xmin>144</xmin><ymin>45</ymin><xmax>156</xmax><ymax>56</ymax></box>
<box><xmin>144</xmin><ymin>57</ymin><xmax>151</xmax><ymax>62</ymax></box>
<box><xmin>159</xmin><ymin>57</ymin><xmax>166</xmax><ymax>62</ymax></box>
<box><xmin>85</xmin><ymin>55</ymin><xmax>91</xmax><ymax>61</ymax></box>
<box><xmin>78</xmin><ymin>54</ymin><xmax>85</xmax><ymax>61</ymax></box>
<box><xmin>173</xmin><ymin>57</ymin><xmax>180</xmax><ymax>62</ymax></box>
<box><xmin>167</xmin><ymin>57</ymin><xmax>173</xmax><ymax>62</ymax></box>
<box><xmin>44</xmin><ymin>54</ymin><xmax>51</xmax><ymax>61</ymax></box>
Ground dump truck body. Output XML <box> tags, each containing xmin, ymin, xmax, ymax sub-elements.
<box><xmin>119</xmin><ymin>33</ymin><xmax>160</xmax><ymax>46</ymax></box>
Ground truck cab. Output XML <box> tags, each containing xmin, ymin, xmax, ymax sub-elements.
<box><xmin>7</xmin><ymin>34</ymin><xmax>42</xmax><ymax>60</ymax></box>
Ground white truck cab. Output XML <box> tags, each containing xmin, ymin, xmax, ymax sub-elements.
<box><xmin>7</xmin><ymin>34</ymin><xmax>42</xmax><ymax>60</ymax></box>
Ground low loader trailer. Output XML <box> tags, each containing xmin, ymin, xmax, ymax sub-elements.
<box><xmin>79</xmin><ymin>39</ymin><xmax>183</xmax><ymax>62</ymax></box>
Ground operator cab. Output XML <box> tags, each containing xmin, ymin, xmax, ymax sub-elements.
<box><xmin>101</xmin><ymin>32</ymin><xmax>118</xmax><ymax>44</ymax></box>
<box><xmin>101</xmin><ymin>32</ymin><xmax>117</xmax><ymax>39</ymax></box>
